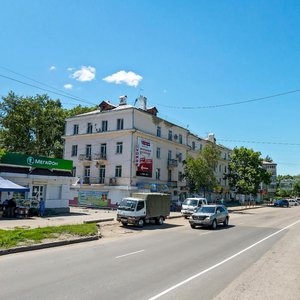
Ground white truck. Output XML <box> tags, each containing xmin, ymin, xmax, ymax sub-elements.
<box><xmin>181</xmin><ymin>197</ymin><xmax>208</xmax><ymax>218</ymax></box>
<box><xmin>117</xmin><ymin>193</ymin><xmax>171</xmax><ymax>227</ymax></box>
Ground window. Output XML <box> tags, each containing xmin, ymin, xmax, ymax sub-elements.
<box><xmin>115</xmin><ymin>165</ymin><xmax>122</xmax><ymax>177</ymax></box>
<box><xmin>168</xmin><ymin>150</ymin><xmax>172</xmax><ymax>160</ymax></box>
<box><xmin>179</xmin><ymin>134</ymin><xmax>183</xmax><ymax>144</ymax></box>
<box><xmin>102</xmin><ymin>120</ymin><xmax>108</xmax><ymax>132</ymax></box>
<box><xmin>156</xmin><ymin>147</ymin><xmax>161</xmax><ymax>159</ymax></box>
<box><xmin>178</xmin><ymin>171</ymin><xmax>183</xmax><ymax>182</ymax></box>
<box><xmin>137</xmin><ymin>201</ymin><xmax>145</xmax><ymax>211</ymax></box>
<box><xmin>224</xmin><ymin>166</ymin><xmax>227</xmax><ymax>173</ymax></box>
<box><xmin>87</xmin><ymin>122</ymin><xmax>93</xmax><ymax>134</ymax></box>
<box><xmin>157</xmin><ymin>126</ymin><xmax>161</xmax><ymax>137</ymax></box>
<box><xmin>86</xmin><ymin>144</ymin><xmax>92</xmax><ymax>159</ymax></box>
<box><xmin>177</xmin><ymin>153</ymin><xmax>182</xmax><ymax>162</ymax></box>
<box><xmin>100</xmin><ymin>143</ymin><xmax>107</xmax><ymax>159</ymax></box>
<box><xmin>168</xmin><ymin>169</ymin><xmax>172</xmax><ymax>182</ymax></box>
<box><xmin>71</xmin><ymin>145</ymin><xmax>78</xmax><ymax>157</ymax></box>
<box><xmin>199</xmin><ymin>144</ymin><xmax>203</xmax><ymax>151</ymax></box>
<box><xmin>156</xmin><ymin>168</ymin><xmax>161</xmax><ymax>180</ymax></box>
<box><xmin>72</xmin><ymin>167</ymin><xmax>76</xmax><ymax>177</ymax></box>
<box><xmin>84</xmin><ymin>166</ymin><xmax>90</xmax><ymax>184</ymax></box>
<box><xmin>116</xmin><ymin>142</ymin><xmax>123</xmax><ymax>154</ymax></box>
<box><xmin>219</xmin><ymin>165</ymin><xmax>222</xmax><ymax>172</ymax></box>
<box><xmin>99</xmin><ymin>165</ymin><xmax>105</xmax><ymax>184</ymax></box>
<box><xmin>117</xmin><ymin>118</ymin><xmax>124</xmax><ymax>130</ymax></box>
<box><xmin>73</xmin><ymin>124</ymin><xmax>79</xmax><ymax>135</ymax></box>
<box><xmin>192</xmin><ymin>141</ymin><xmax>195</xmax><ymax>150</ymax></box>
<box><xmin>168</xmin><ymin>130</ymin><xmax>173</xmax><ymax>141</ymax></box>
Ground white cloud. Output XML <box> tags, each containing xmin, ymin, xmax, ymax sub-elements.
<box><xmin>64</xmin><ymin>84</ymin><xmax>73</xmax><ymax>90</ymax></box>
<box><xmin>67</xmin><ymin>67</ymin><xmax>74</xmax><ymax>71</ymax></box>
<box><xmin>49</xmin><ymin>66</ymin><xmax>56</xmax><ymax>71</ymax></box>
<box><xmin>103</xmin><ymin>70</ymin><xmax>143</xmax><ymax>87</ymax></box>
<box><xmin>71</xmin><ymin>66</ymin><xmax>96</xmax><ymax>82</ymax></box>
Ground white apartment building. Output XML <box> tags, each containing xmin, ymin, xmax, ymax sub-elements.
<box><xmin>261</xmin><ymin>161</ymin><xmax>277</xmax><ymax>200</ymax></box>
<box><xmin>63</xmin><ymin>96</ymin><xmax>231</xmax><ymax>207</ymax></box>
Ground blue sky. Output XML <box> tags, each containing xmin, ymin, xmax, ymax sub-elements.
<box><xmin>1</xmin><ymin>0</ymin><xmax>300</xmax><ymax>175</ymax></box>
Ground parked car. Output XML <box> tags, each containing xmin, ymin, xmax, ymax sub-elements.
<box><xmin>274</xmin><ymin>199</ymin><xmax>289</xmax><ymax>207</ymax></box>
<box><xmin>181</xmin><ymin>198</ymin><xmax>208</xmax><ymax>219</ymax></box>
<box><xmin>189</xmin><ymin>205</ymin><xmax>229</xmax><ymax>230</ymax></box>
<box><xmin>288</xmin><ymin>199</ymin><xmax>298</xmax><ymax>206</ymax></box>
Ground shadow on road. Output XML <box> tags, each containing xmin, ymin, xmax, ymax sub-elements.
<box><xmin>192</xmin><ymin>224</ymin><xmax>235</xmax><ymax>231</ymax></box>
<box><xmin>121</xmin><ymin>223</ymin><xmax>184</xmax><ymax>231</ymax></box>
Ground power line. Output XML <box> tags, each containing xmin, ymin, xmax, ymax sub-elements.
<box><xmin>154</xmin><ymin>89</ymin><xmax>300</xmax><ymax>109</ymax></box>
<box><xmin>0</xmin><ymin>73</ymin><xmax>97</xmax><ymax>106</ymax></box>
<box><xmin>0</xmin><ymin>65</ymin><xmax>92</xmax><ymax>104</ymax></box>
<box><xmin>218</xmin><ymin>138</ymin><xmax>300</xmax><ymax>146</ymax></box>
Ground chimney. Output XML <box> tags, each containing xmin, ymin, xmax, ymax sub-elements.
<box><xmin>119</xmin><ymin>95</ymin><xmax>127</xmax><ymax>106</ymax></box>
<box><xmin>207</xmin><ymin>133</ymin><xmax>216</xmax><ymax>143</ymax></box>
<box><xmin>138</xmin><ymin>95</ymin><xmax>147</xmax><ymax>110</ymax></box>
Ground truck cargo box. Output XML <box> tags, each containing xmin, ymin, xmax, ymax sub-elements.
<box><xmin>131</xmin><ymin>193</ymin><xmax>171</xmax><ymax>218</ymax></box>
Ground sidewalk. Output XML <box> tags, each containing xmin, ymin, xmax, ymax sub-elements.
<box><xmin>0</xmin><ymin>205</ymin><xmax>264</xmax><ymax>230</ymax></box>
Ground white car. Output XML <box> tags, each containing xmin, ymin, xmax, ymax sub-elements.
<box><xmin>288</xmin><ymin>199</ymin><xmax>298</xmax><ymax>206</ymax></box>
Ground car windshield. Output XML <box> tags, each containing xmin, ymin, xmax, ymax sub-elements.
<box><xmin>183</xmin><ymin>199</ymin><xmax>198</xmax><ymax>206</ymax></box>
<box><xmin>118</xmin><ymin>199</ymin><xmax>137</xmax><ymax>211</ymax></box>
<box><xmin>197</xmin><ymin>206</ymin><xmax>216</xmax><ymax>214</ymax></box>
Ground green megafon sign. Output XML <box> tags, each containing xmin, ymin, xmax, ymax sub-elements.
<box><xmin>0</xmin><ymin>152</ymin><xmax>73</xmax><ymax>171</ymax></box>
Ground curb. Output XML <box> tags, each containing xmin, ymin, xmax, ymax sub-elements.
<box><xmin>83</xmin><ymin>218</ymin><xmax>115</xmax><ymax>224</ymax></box>
<box><xmin>0</xmin><ymin>235</ymin><xmax>99</xmax><ymax>256</ymax></box>
<box><xmin>167</xmin><ymin>215</ymin><xmax>183</xmax><ymax>219</ymax></box>
<box><xmin>228</xmin><ymin>206</ymin><xmax>264</xmax><ymax>213</ymax></box>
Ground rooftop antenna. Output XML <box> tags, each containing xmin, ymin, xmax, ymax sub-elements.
<box><xmin>134</xmin><ymin>88</ymin><xmax>144</xmax><ymax>106</ymax></box>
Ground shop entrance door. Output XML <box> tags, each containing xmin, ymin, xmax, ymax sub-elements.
<box><xmin>32</xmin><ymin>185</ymin><xmax>45</xmax><ymax>201</ymax></box>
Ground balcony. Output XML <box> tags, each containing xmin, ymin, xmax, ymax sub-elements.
<box><xmin>93</xmin><ymin>153</ymin><xmax>107</xmax><ymax>160</ymax></box>
<box><xmin>82</xmin><ymin>177</ymin><xmax>105</xmax><ymax>185</ymax></box>
<box><xmin>168</xmin><ymin>159</ymin><xmax>178</xmax><ymax>168</ymax></box>
<box><xmin>79</xmin><ymin>154</ymin><xmax>92</xmax><ymax>161</ymax></box>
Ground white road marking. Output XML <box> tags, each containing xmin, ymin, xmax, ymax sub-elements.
<box><xmin>116</xmin><ymin>249</ymin><xmax>145</xmax><ymax>259</ymax></box>
<box><xmin>149</xmin><ymin>219</ymin><xmax>300</xmax><ymax>300</ymax></box>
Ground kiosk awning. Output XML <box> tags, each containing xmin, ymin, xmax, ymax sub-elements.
<box><xmin>0</xmin><ymin>177</ymin><xmax>30</xmax><ymax>192</ymax></box>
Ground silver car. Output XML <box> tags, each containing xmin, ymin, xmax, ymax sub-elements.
<box><xmin>189</xmin><ymin>205</ymin><xmax>229</xmax><ymax>230</ymax></box>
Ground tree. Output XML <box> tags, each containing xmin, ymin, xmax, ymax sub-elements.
<box><xmin>0</xmin><ymin>91</ymin><xmax>96</xmax><ymax>158</ymax></box>
<box><xmin>226</xmin><ymin>146</ymin><xmax>271</xmax><ymax>196</ymax></box>
<box><xmin>184</xmin><ymin>143</ymin><xmax>221</xmax><ymax>196</ymax></box>
<box><xmin>264</xmin><ymin>155</ymin><xmax>273</xmax><ymax>162</ymax></box>
<box><xmin>292</xmin><ymin>180</ymin><xmax>300</xmax><ymax>197</ymax></box>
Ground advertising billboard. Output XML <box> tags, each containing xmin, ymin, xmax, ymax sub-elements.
<box><xmin>135</xmin><ymin>137</ymin><xmax>153</xmax><ymax>177</ymax></box>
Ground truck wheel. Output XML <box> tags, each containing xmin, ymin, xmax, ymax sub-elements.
<box><xmin>121</xmin><ymin>221</ymin><xmax>127</xmax><ymax>226</ymax></box>
<box><xmin>138</xmin><ymin>218</ymin><xmax>144</xmax><ymax>227</ymax></box>
<box><xmin>156</xmin><ymin>216</ymin><xmax>164</xmax><ymax>225</ymax></box>
<box><xmin>190</xmin><ymin>224</ymin><xmax>196</xmax><ymax>229</ymax></box>
<box><xmin>211</xmin><ymin>219</ymin><xmax>217</xmax><ymax>230</ymax></box>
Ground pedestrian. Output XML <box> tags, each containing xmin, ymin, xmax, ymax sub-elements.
<box><xmin>39</xmin><ymin>198</ymin><xmax>45</xmax><ymax>217</ymax></box>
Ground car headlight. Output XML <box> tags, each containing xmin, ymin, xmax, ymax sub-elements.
<box><xmin>205</xmin><ymin>216</ymin><xmax>211</xmax><ymax>220</ymax></box>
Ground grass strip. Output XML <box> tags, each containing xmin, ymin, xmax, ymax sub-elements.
<box><xmin>0</xmin><ymin>223</ymin><xmax>98</xmax><ymax>249</ymax></box>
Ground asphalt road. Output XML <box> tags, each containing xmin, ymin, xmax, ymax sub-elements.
<box><xmin>0</xmin><ymin>206</ymin><xmax>299</xmax><ymax>300</ymax></box>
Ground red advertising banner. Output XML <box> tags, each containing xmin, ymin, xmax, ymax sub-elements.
<box><xmin>136</xmin><ymin>137</ymin><xmax>153</xmax><ymax>177</ymax></box>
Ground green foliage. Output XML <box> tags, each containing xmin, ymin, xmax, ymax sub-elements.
<box><xmin>0</xmin><ymin>223</ymin><xmax>97</xmax><ymax>249</ymax></box>
<box><xmin>292</xmin><ymin>180</ymin><xmax>300</xmax><ymax>197</ymax></box>
<box><xmin>184</xmin><ymin>143</ymin><xmax>220</xmax><ymax>195</ymax></box>
<box><xmin>226</xmin><ymin>146</ymin><xmax>271</xmax><ymax>196</ymax></box>
<box><xmin>0</xmin><ymin>92</ymin><xmax>96</xmax><ymax>158</ymax></box>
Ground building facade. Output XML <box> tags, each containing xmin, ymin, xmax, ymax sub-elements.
<box><xmin>261</xmin><ymin>161</ymin><xmax>277</xmax><ymax>200</ymax></box>
<box><xmin>63</xmin><ymin>96</ymin><xmax>231</xmax><ymax>207</ymax></box>
<box><xmin>0</xmin><ymin>152</ymin><xmax>74</xmax><ymax>213</ymax></box>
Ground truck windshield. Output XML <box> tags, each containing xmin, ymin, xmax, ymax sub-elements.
<box><xmin>197</xmin><ymin>206</ymin><xmax>216</xmax><ymax>214</ymax></box>
<box><xmin>183</xmin><ymin>199</ymin><xmax>198</xmax><ymax>206</ymax></box>
<box><xmin>118</xmin><ymin>199</ymin><xmax>137</xmax><ymax>211</ymax></box>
